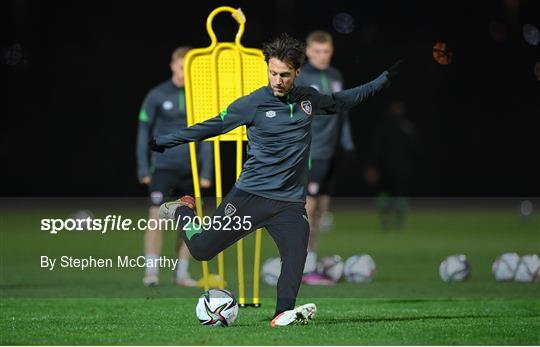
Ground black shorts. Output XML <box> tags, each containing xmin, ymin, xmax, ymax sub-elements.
<box><xmin>307</xmin><ymin>158</ymin><xmax>337</xmax><ymax>196</ymax></box>
<box><xmin>148</xmin><ymin>169</ymin><xmax>193</xmax><ymax>206</ymax></box>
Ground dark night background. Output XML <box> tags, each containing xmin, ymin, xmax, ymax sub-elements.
<box><xmin>3</xmin><ymin>0</ymin><xmax>540</xmax><ymax>197</ymax></box>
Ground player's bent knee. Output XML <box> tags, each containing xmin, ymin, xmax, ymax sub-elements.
<box><xmin>188</xmin><ymin>246</ymin><xmax>213</xmax><ymax>261</ymax></box>
<box><xmin>186</xmin><ymin>242</ymin><xmax>217</xmax><ymax>262</ymax></box>
<box><xmin>191</xmin><ymin>252</ymin><xmax>214</xmax><ymax>262</ymax></box>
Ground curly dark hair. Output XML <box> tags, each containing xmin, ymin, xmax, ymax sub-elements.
<box><xmin>262</xmin><ymin>33</ymin><xmax>306</xmax><ymax>70</ymax></box>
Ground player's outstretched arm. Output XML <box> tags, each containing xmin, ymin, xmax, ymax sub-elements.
<box><xmin>150</xmin><ymin>95</ymin><xmax>255</xmax><ymax>153</ymax></box>
<box><xmin>150</xmin><ymin>116</ymin><xmax>224</xmax><ymax>152</ymax></box>
<box><xmin>302</xmin><ymin>60</ymin><xmax>401</xmax><ymax>115</ymax></box>
<box><xmin>333</xmin><ymin>60</ymin><xmax>401</xmax><ymax>110</ymax></box>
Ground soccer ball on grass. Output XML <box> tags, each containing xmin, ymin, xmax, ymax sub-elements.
<box><xmin>439</xmin><ymin>254</ymin><xmax>470</xmax><ymax>282</ymax></box>
<box><xmin>514</xmin><ymin>254</ymin><xmax>540</xmax><ymax>282</ymax></box>
<box><xmin>343</xmin><ymin>254</ymin><xmax>376</xmax><ymax>283</ymax></box>
<box><xmin>195</xmin><ymin>289</ymin><xmax>238</xmax><ymax>327</ymax></box>
<box><xmin>492</xmin><ymin>252</ymin><xmax>520</xmax><ymax>282</ymax></box>
<box><xmin>261</xmin><ymin>257</ymin><xmax>281</xmax><ymax>286</ymax></box>
<box><xmin>317</xmin><ymin>255</ymin><xmax>345</xmax><ymax>282</ymax></box>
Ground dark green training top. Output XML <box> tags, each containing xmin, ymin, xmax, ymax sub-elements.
<box><xmin>295</xmin><ymin>62</ymin><xmax>355</xmax><ymax>159</ymax></box>
<box><xmin>136</xmin><ymin>80</ymin><xmax>213</xmax><ymax>180</ymax></box>
<box><xmin>156</xmin><ymin>72</ymin><xmax>389</xmax><ymax>202</ymax></box>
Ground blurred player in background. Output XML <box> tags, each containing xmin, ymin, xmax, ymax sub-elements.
<box><xmin>295</xmin><ymin>31</ymin><xmax>356</xmax><ymax>285</ymax></box>
<box><xmin>365</xmin><ymin>99</ymin><xmax>419</xmax><ymax>230</ymax></box>
<box><xmin>136</xmin><ymin>46</ymin><xmax>213</xmax><ymax>286</ymax></box>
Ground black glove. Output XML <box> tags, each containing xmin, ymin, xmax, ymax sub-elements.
<box><xmin>386</xmin><ymin>60</ymin><xmax>402</xmax><ymax>81</ymax></box>
<box><xmin>149</xmin><ymin>137</ymin><xmax>165</xmax><ymax>153</ymax></box>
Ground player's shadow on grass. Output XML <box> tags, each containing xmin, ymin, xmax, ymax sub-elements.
<box><xmin>319</xmin><ymin>314</ymin><xmax>510</xmax><ymax>325</ymax></box>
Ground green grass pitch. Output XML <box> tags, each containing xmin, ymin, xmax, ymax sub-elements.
<box><xmin>1</xmin><ymin>201</ymin><xmax>539</xmax><ymax>345</ymax></box>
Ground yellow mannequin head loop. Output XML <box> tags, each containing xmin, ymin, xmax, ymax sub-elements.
<box><xmin>206</xmin><ymin>6</ymin><xmax>246</xmax><ymax>48</ymax></box>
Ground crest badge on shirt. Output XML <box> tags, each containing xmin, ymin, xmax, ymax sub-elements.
<box><xmin>300</xmin><ymin>100</ymin><xmax>312</xmax><ymax>116</ymax></box>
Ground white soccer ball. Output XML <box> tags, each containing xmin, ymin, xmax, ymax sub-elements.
<box><xmin>261</xmin><ymin>257</ymin><xmax>281</xmax><ymax>286</ymax></box>
<box><xmin>195</xmin><ymin>289</ymin><xmax>238</xmax><ymax>327</ymax></box>
<box><xmin>514</xmin><ymin>254</ymin><xmax>540</xmax><ymax>283</ymax></box>
<box><xmin>343</xmin><ymin>254</ymin><xmax>376</xmax><ymax>283</ymax></box>
<box><xmin>492</xmin><ymin>252</ymin><xmax>520</xmax><ymax>281</ymax></box>
<box><xmin>439</xmin><ymin>254</ymin><xmax>470</xmax><ymax>282</ymax></box>
<box><xmin>71</xmin><ymin>209</ymin><xmax>94</xmax><ymax>230</ymax></box>
<box><xmin>317</xmin><ymin>255</ymin><xmax>344</xmax><ymax>282</ymax></box>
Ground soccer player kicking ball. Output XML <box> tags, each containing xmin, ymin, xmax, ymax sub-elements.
<box><xmin>150</xmin><ymin>34</ymin><xmax>400</xmax><ymax>326</ymax></box>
